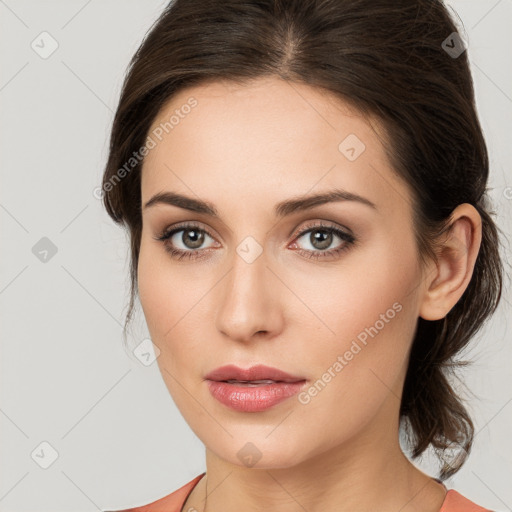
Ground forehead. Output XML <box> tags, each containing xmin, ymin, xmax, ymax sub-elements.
<box><xmin>141</xmin><ymin>77</ymin><xmax>410</xmax><ymax>220</ymax></box>
<box><xmin>145</xmin><ymin>77</ymin><xmax>372</xmax><ymax>159</ymax></box>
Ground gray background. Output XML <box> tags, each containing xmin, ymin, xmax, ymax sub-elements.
<box><xmin>1</xmin><ymin>1</ymin><xmax>511</xmax><ymax>511</ymax></box>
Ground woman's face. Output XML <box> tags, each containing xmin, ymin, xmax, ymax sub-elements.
<box><xmin>138</xmin><ymin>76</ymin><xmax>428</xmax><ymax>468</ymax></box>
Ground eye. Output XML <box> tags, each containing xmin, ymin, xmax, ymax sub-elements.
<box><xmin>154</xmin><ymin>222</ymin><xmax>218</xmax><ymax>261</ymax></box>
<box><xmin>290</xmin><ymin>221</ymin><xmax>356</xmax><ymax>260</ymax></box>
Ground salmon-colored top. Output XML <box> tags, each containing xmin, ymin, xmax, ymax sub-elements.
<box><xmin>105</xmin><ymin>472</ymin><xmax>492</xmax><ymax>512</ymax></box>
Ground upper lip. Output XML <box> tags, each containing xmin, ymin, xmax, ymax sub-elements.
<box><xmin>204</xmin><ymin>364</ymin><xmax>306</xmax><ymax>383</ymax></box>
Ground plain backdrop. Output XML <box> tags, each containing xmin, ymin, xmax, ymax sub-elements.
<box><xmin>1</xmin><ymin>1</ymin><xmax>511</xmax><ymax>511</ymax></box>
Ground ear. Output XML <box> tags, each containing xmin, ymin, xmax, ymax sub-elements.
<box><xmin>419</xmin><ymin>203</ymin><xmax>482</xmax><ymax>321</ymax></box>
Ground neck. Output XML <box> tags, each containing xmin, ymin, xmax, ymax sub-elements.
<box><xmin>184</xmin><ymin>404</ymin><xmax>446</xmax><ymax>512</ymax></box>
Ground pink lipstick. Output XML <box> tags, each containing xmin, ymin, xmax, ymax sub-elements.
<box><xmin>204</xmin><ymin>364</ymin><xmax>307</xmax><ymax>412</ymax></box>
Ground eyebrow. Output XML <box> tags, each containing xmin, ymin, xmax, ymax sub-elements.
<box><xmin>143</xmin><ymin>188</ymin><xmax>377</xmax><ymax>218</ymax></box>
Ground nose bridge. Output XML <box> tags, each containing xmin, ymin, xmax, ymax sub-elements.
<box><xmin>215</xmin><ymin>234</ymin><xmax>281</xmax><ymax>341</ymax></box>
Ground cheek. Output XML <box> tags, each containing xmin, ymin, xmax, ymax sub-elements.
<box><xmin>296</xmin><ymin>234</ymin><xmax>422</xmax><ymax>421</ymax></box>
<box><xmin>293</xmin><ymin>225</ymin><xmax>421</xmax><ymax>348</ymax></box>
<box><xmin>137</xmin><ymin>236</ymin><xmax>214</xmax><ymax>375</ymax></box>
<box><xmin>137</xmin><ymin>237</ymin><xmax>193</xmax><ymax>338</ymax></box>
<box><xmin>337</xmin><ymin>239</ymin><xmax>419</xmax><ymax>363</ymax></box>
<box><xmin>137</xmin><ymin>249</ymin><xmax>168</xmax><ymax>338</ymax></box>
<box><xmin>137</xmin><ymin>242</ymin><xmax>205</xmax><ymax>417</ymax></box>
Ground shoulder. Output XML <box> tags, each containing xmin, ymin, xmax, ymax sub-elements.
<box><xmin>440</xmin><ymin>488</ymin><xmax>493</xmax><ymax>512</ymax></box>
<box><xmin>103</xmin><ymin>473</ymin><xmax>206</xmax><ymax>512</ymax></box>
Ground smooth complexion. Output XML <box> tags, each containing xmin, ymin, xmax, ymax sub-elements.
<box><xmin>137</xmin><ymin>77</ymin><xmax>481</xmax><ymax>512</ymax></box>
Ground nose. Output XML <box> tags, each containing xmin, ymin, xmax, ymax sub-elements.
<box><xmin>215</xmin><ymin>247</ymin><xmax>284</xmax><ymax>343</ymax></box>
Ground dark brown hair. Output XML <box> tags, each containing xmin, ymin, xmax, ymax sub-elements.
<box><xmin>102</xmin><ymin>0</ymin><xmax>503</xmax><ymax>479</ymax></box>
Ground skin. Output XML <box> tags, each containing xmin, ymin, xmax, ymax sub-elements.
<box><xmin>137</xmin><ymin>76</ymin><xmax>482</xmax><ymax>512</ymax></box>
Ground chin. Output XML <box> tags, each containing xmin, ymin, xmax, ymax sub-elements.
<box><xmin>205</xmin><ymin>431</ymin><xmax>322</xmax><ymax>470</ymax></box>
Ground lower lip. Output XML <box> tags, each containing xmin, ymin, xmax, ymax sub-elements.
<box><xmin>206</xmin><ymin>380</ymin><xmax>307</xmax><ymax>412</ymax></box>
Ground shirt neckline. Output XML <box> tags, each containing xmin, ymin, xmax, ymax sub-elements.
<box><xmin>182</xmin><ymin>474</ymin><xmax>451</xmax><ymax>511</ymax></box>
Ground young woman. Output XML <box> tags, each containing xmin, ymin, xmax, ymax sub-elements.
<box><xmin>101</xmin><ymin>1</ymin><xmax>504</xmax><ymax>511</ymax></box>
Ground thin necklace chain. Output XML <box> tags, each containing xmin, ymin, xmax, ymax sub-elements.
<box><xmin>202</xmin><ymin>474</ymin><xmax>208</xmax><ymax>512</ymax></box>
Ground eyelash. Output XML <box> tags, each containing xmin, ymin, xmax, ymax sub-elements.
<box><xmin>154</xmin><ymin>221</ymin><xmax>356</xmax><ymax>261</ymax></box>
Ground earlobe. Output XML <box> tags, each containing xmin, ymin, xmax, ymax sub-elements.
<box><xmin>419</xmin><ymin>204</ymin><xmax>482</xmax><ymax>321</ymax></box>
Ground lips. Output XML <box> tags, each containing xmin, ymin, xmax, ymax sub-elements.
<box><xmin>205</xmin><ymin>364</ymin><xmax>307</xmax><ymax>412</ymax></box>
<box><xmin>204</xmin><ymin>364</ymin><xmax>306</xmax><ymax>384</ymax></box>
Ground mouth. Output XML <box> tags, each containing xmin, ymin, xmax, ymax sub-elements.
<box><xmin>204</xmin><ymin>365</ymin><xmax>307</xmax><ymax>412</ymax></box>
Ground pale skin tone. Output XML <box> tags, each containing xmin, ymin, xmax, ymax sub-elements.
<box><xmin>137</xmin><ymin>76</ymin><xmax>482</xmax><ymax>512</ymax></box>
